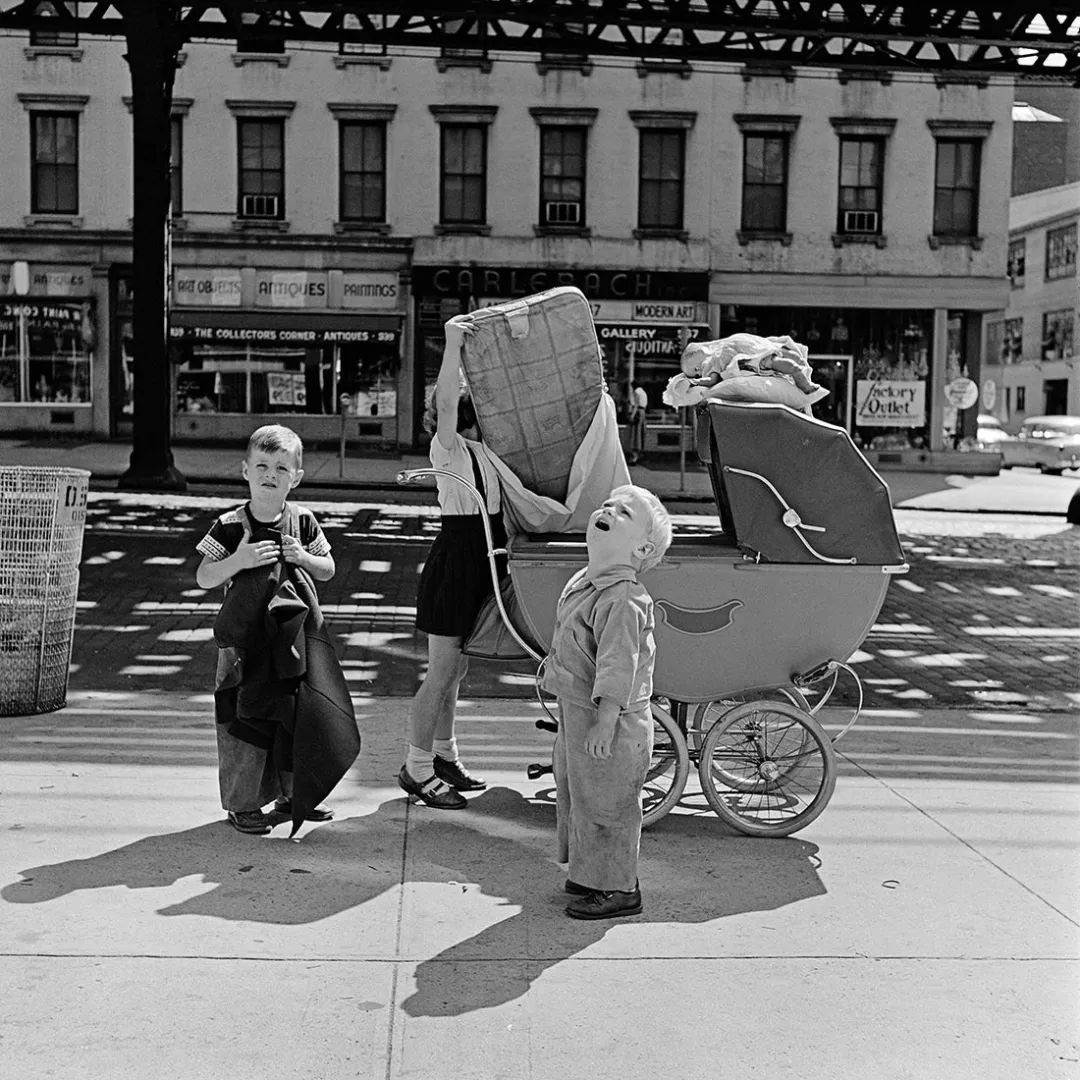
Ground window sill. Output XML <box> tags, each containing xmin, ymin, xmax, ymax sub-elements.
<box><xmin>333</xmin><ymin>221</ymin><xmax>393</xmax><ymax>235</ymax></box>
<box><xmin>832</xmin><ymin>232</ymin><xmax>887</xmax><ymax>249</ymax></box>
<box><xmin>928</xmin><ymin>234</ymin><xmax>983</xmax><ymax>250</ymax></box>
<box><xmin>434</xmin><ymin>223</ymin><xmax>492</xmax><ymax>236</ymax></box>
<box><xmin>635</xmin><ymin>60</ymin><xmax>692</xmax><ymax>80</ymax></box>
<box><xmin>231</xmin><ymin>217</ymin><xmax>290</xmax><ymax>232</ymax></box>
<box><xmin>633</xmin><ymin>227</ymin><xmax>689</xmax><ymax>241</ymax></box>
<box><xmin>333</xmin><ymin>55</ymin><xmax>392</xmax><ymax>71</ymax></box>
<box><xmin>23</xmin><ymin>47</ymin><xmax>83</xmax><ymax>61</ymax></box>
<box><xmin>231</xmin><ymin>52</ymin><xmax>291</xmax><ymax>67</ymax></box>
<box><xmin>435</xmin><ymin>55</ymin><xmax>492</xmax><ymax>73</ymax></box>
<box><xmin>536</xmin><ymin>58</ymin><xmax>593</xmax><ymax>76</ymax></box>
<box><xmin>24</xmin><ymin>214</ymin><xmax>83</xmax><ymax>228</ymax></box>
<box><xmin>737</xmin><ymin>230</ymin><xmax>792</xmax><ymax>246</ymax></box>
<box><xmin>533</xmin><ymin>225</ymin><xmax>592</xmax><ymax>238</ymax></box>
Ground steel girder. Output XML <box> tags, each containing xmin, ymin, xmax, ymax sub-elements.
<box><xmin>1</xmin><ymin>1</ymin><xmax>1078</xmax><ymax>82</ymax></box>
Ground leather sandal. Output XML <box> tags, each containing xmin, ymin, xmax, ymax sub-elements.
<box><xmin>273</xmin><ymin>799</ymin><xmax>334</xmax><ymax>823</ymax></box>
<box><xmin>227</xmin><ymin>810</ymin><xmax>271</xmax><ymax>835</ymax></box>
<box><xmin>432</xmin><ymin>756</ymin><xmax>487</xmax><ymax>791</ymax></box>
<box><xmin>565</xmin><ymin>887</ymin><xmax>643</xmax><ymax>920</ymax></box>
<box><xmin>398</xmin><ymin>766</ymin><xmax>467</xmax><ymax>810</ymax></box>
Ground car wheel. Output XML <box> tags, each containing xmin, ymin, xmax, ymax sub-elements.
<box><xmin>1044</xmin><ymin>467</ymin><xmax>1064</xmax><ymax>476</ymax></box>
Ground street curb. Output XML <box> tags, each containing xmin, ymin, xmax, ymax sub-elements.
<box><xmin>88</xmin><ymin>473</ymin><xmax>1072</xmax><ymax>516</ymax></box>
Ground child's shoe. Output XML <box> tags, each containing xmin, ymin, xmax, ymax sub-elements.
<box><xmin>565</xmin><ymin>887</ymin><xmax>643</xmax><ymax>920</ymax></box>
<box><xmin>397</xmin><ymin>766</ymin><xmax>467</xmax><ymax>810</ymax></box>
<box><xmin>227</xmin><ymin>809</ymin><xmax>272</xmax><ymax>835</ymax></box>
<box><xmin>432</xmin><ymin>756</ymin><xmax>487</xmax><ymax>791</ymax></box>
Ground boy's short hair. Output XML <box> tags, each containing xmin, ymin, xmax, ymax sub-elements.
<box><xmin>613</xmin><ymin>483</ymin><xmax>672</xmax><ymax>572</ymax></box>
<box><xmin>246</xmin><ymin>424</ymin><xmax>303</xmax><ymax>468</ymax></box>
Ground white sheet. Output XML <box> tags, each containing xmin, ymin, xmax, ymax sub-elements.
<box><xmin>477</xmin><ymin>393</ymin><xmax>631</xmax><ymax>534</ymax></box>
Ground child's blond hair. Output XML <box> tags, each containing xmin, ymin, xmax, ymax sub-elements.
<box><xmin>246</xmin><ymin>424</ymin><xmax>304</xmax><ymax>468</ymax></box>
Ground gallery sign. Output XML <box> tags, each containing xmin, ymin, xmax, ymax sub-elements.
<box><xmin>855</xmin><ymin>380</ymin><xmax>926</xmax><ymax>427</ymax></box>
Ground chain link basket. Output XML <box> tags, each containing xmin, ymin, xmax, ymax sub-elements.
<box><xmin>0</xmin><ymin>467</ymin><xmax>90</xmax><ymax>716</ymax></box>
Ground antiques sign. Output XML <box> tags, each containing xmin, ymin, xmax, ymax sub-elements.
<box><xmin>855</xmin><ymin>380</ymin><xmax>926</xmax><ymax>427</ymax></box>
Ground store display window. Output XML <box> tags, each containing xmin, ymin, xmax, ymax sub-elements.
<box><xmin>0</xmin><ymin>299</ymin><xmax>93</xmax><ymax>404</ymax></box>
<box><xmin>174</xmin><ymin>337</ymin><xmax>399</xmax><ymax>418</ymax></box>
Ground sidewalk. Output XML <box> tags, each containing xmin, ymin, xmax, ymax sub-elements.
<box><xmin>2</xmin><ymin>434</ymin><xmax>1079</xmax><ymax>514</ymax></box>
<box><xmin>1</xmin><ymin>689</ymin><xmax>1077</xmax><ymax>1080</ymax></box>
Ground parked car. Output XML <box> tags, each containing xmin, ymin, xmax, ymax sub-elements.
<box><xmin>1000</xmin><ymin>415</ymin><xmax>1080</xmax><ymax>474</ymax></box>
<box><xmin>975</xmin><ymin>414</ymin><xmax>1015</xmax><ymax>451</ymax></box>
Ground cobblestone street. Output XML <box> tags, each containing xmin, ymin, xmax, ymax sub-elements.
<box><xmin>70</xmin><ymin>492</ymin><xmax>1079</xmax><ymax>714</ymax></box>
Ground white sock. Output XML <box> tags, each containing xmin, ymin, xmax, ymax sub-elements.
<box><xmin>432</xmin><ymin>737</ymin><xmax>459</xmax><ymax>762</ymax></box>
<box><xmin>405</xmin><ymin>745</ymin><xmax>432</xmax><ymax>779</ymax></box>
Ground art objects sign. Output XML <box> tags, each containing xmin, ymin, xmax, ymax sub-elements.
<box><xmin>855</xmin><ymin>379</ymin><xmax>926</xmax><ymax>428</ymax></box>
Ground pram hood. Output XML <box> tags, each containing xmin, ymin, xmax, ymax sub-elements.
<box><xmin>699</xmin><ymin>400</ymin><xmax>906</xmax><ymax>567</ymax></box>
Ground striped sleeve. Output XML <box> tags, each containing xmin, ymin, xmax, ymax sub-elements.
<box><xmin>196</xmin><ymin>510</ymin><xmax>245</xmax><ymax>562</ymax></box>
<box><xmin>298</xmin><ymin>507</ymin><xmax>331</xmax><ymax>557</ymax></box>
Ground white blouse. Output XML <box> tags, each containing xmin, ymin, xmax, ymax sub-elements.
<box><xmin>429</xmin><ymin>434</ymin><xmax>502</xmax><ymax>516</ymax></box>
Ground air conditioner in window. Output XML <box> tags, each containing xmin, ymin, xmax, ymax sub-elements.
<box><xmin>240</xmin><ymin>193</ymin><xmax>280</xmax><ymax>218</ymax></box>
<box><xmin>843</xmin><ymin>209</ymin><xmax>878</xmax><ymax>233</ymax></box>
<box><xmin>544</xmin><ymin>200</ymin><xmax>581</xmax><ymax>225</ymax></box>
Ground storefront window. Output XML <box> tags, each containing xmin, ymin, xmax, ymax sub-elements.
<box><xmin>719</xmin><ymin>305</ymin><xmax>932</xmax><ymax>449</ymax></box>
<box><xmin>0</xmin><ymin>299</ymin><xmax>93</xmax><ymax>404</ymax></box>
<box><xmin>175</xmin><ymin>338</ymin><xmax>399</xmax><ymax>417</ymax></box>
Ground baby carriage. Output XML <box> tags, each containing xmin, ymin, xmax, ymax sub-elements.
<box><xmin>400</xmin><ymin>399</ymin><xmax>908</xmax><ymax>837</ymax></box>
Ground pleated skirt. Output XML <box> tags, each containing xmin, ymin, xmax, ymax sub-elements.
<box><xmin>415</xmin><ymin>513</ymin><xmax>507</xmax><ymax>638</ymax></box>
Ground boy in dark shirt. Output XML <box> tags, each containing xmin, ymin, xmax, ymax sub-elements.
<box><xmin>196</xmin><ymin>424</ymin><xmax>337</xmax><ymax>835</ymax></box>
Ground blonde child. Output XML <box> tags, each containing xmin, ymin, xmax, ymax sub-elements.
<box><xmin>541</xmin><ymin>483</ymin><xmax>673</xmax><ymax>919</ymax></box>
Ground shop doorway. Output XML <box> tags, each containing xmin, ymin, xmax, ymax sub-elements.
<box><xmin>809</xmin><ymin>353</ymin><xmax>853</xmax><ymax>433</ymax></box>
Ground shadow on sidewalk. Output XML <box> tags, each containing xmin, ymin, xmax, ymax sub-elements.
<box><xmin>399</xmin><ymin>787</ymin><xmax>824</xmax><ymax>1017</ymax></box>
<box><xmin>2</xmin><ymin>787</ymin><xmax>823</xmax><ymax>1018</ymax></box>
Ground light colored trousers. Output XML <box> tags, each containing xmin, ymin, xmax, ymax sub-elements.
<box><xmin>553</xmin><ymin>700</ymin><xmax>652</xmax><ymax>893</ymax></box>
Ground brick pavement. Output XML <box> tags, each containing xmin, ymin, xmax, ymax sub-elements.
<box><xmin>68</xmin><ymin>493</ymin><xmax>1078</xmax><ymax>713</ymax></box>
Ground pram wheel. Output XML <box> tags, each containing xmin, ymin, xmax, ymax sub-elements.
<box><xmin>697</xmin><ymin>700</ymin><xmax>836</xmax><ymax>837</ymax></box>
<box><xmin>690</xmin><ymin>687</ymin><xmax>811</xmax><ymax>755</ymax></box>
<box><xmin>642</xmin><ymin>701</ymin><xmax>689</xmax><ymax>828</ymax></box>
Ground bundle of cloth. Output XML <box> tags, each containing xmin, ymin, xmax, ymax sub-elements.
<box><xmin>663</xmin><ymin>333</ymin><xmax>829</xmax><ymax>414</ymax></box>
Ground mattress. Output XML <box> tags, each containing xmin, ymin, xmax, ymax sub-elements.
<box><xmin>459</xmin><ymin>287</ymin><xmax>604</xmax><ymax>501</ymax></box>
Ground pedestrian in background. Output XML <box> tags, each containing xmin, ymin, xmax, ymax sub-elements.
<box><xmin>195</xmin><ymin>424</ymin><xmax>338</xmax><ymax>835</ymax></box>
<box><xmin>628</xmin><ymin>382</ymin><xmax>648</xmax><ymax>465</ymax></box>
<box><xmin>399</xmin><ymin>316</ymin><xmax>503</xmax><ymax>810</ymax></box>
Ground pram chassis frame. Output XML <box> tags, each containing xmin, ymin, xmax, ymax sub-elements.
<box><xmin>398</xmin><ymin>465</ymin><xmax>889</xmax><ymax>837</ymax></box>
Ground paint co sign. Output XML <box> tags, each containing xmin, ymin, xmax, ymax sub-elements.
<box><xmin>855</xmin><ymin>380</ymin><xmax>926</xmax><ymax>428</ymax></box>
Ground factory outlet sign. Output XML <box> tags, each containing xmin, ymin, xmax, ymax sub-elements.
<box><xmin>414</xmin><ymin>265</ymin><xmax>709</xmax><ymax>301</ymax></box>
<box><xmin>855</xmin><ymin>380</ymin><xmax>926</xmax><ymax>427</ymax></box>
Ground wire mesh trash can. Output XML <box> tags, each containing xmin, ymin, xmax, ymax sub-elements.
<box><xmin>0</xmin><ymin>467</ymin><xmax>90</xmax><ymax>716</ymax></box>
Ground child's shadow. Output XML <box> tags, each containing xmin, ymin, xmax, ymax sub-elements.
<box><xmin>400</xmin><ymin>786</ymin><xmax>826</xmax><ymax>1018</ymax></box>
<box><xmin>1</xmin><ymin>804</ymin><xmax>413</xmax><ymax>924</ymax></box>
